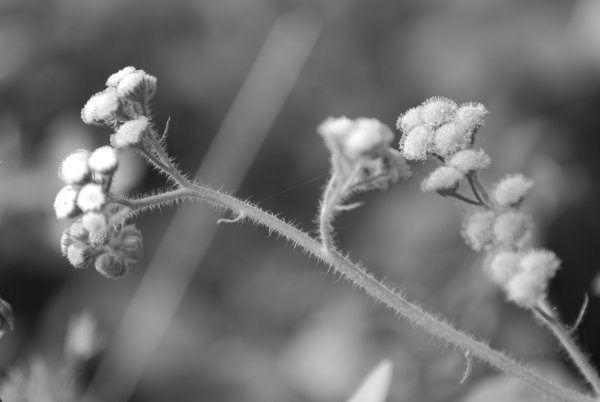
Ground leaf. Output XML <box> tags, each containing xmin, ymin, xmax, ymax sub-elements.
<box><xmin>346</xmin><ymin>359</ymin><xmax>393</xmax><ymax>402</ymax></box>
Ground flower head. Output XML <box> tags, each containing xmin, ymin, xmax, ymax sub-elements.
<box><xmin>88</xmin><ymin>146</ymin><xmax>118</xmax><ymax>175</ymax></box>
<box><xmin>493</xmin><ymin>210</ymin><xmax>533</xmax><ymax>248</ymax></box>
<box><xmin>54</xmin><ymin>185</ymin><xmax>80</xmax><ymax>219</ymax></box>
<box><xmin>434</xmin><ymin>122</ymin><xmax>471</xmax><ymax>157</ymax></box>
<box><xmin>396</xmin><ymin>106</ymin><xmax>423</xmax><ymax>134</ymax></box>
<box><xmin>491</xmin><ymin>174</ymin><xmax>534</xmax><ymax>208</ymax></box>
<box><xmin>77</xmin><ymin>184</ymin><xmax>106</xmax><ymax>212</ymax></box>
<box><xmin>421</xmin><ymin>166</ymin><xmax>463</xmax><ymax>194</ymax></box>
<box><xmin>400</xmin><ymin>126</ymin><xmax>434</xmax><ymax>161</ymax></box>
<box><xmin>448</xmin><ymin>148</ymin><xmax>490</xmax><ymax>174</ymax></box>
<box><xmin>420</xmin><ymin>97</ymin><xmax>457</xmax><ymax>128</ymax></box>
<box><xmin>81</xmin><ymin>88</ymin><xmax>119</xmax><ymax>125</ymax></box>
<box><xmin>111</xmin><ymin>117</ymin><xmax>148</xmax><ymax>148</ymax></box>
<box><xmin>462</xmin><ymin>210</ymin><xmax>496</xmax><ymax>251</ymax></box>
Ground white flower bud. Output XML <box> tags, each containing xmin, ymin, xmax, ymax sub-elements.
<box><xmin>421</xmin><ymin>166</ymin><xmax>463</xmax><ymax>194</ymax></box>
<box><xmin>520</xmin><ymin>249</ymin><xmax>561</xmax><ymax>282</ymax></box>
<box><xmin>77</xmin><ymin>184</ymin><xmax>106</xmax><ymax>212</ymax></box>
<box><xmin>106</xmin><ymin>66</ymin><xmax>136</xmax><ymax>87</ymax></box>
<box><xmin>81</xmin><ymin>88</ymin><xmax>119</xmax><ymax>125</ymax></box>
<box><xmin>144</xmin><ymin>74</ymin><xmax>158</xmax><ymax>99</ymax></box>
<box><xmin>487</xmin><ymin>251</ymin><xmax>521</xmax><ymax>285</ymax></box>
<box><xmin>434</xmin><ymin>122</ymin><xmax>471</xmax><ymax>157</ymax></box>
<box><xmin>456</xmin><ymin>102</ymin><xmax>488</xmax><ymax>131</ymax></box>
<box><xmin>70</xmin><ymin>220</ymin><xmax>88</xmax><ymax>242</ymax></box>
<box><xmin>95</xmin><ymin>251</ymin><xmax>127</xmax><ymax>278</ymax></box>
<box><xmin>448</xmin><ymin>148</ymin><xmax>490</xmax><ymax>174</ymax></box>
<box><xmin>88</xmin><ymin>146</ymin><xmax>118</xmax><ymax>175</ymax></box>
<box><xmin>506</xmin><ymin>271</ymin><xmax>545</xmax><ymax>308</ymax></box>
<box><xmin>111</xmin><ymin>117</ymin><xmax>148</xmax><ymax>148</ymax></box>
<box><xmin>120</xmin><ymin>225</ymin><xmax>143</xmax><ymax>264</ymax></box>
<box><xmin>491</xmin><ymin>173</ymin><xmax>534</xmax><ymax>208</ymax></box>
<box><xmin>67</xmin><ymin>242</ymin><xmax>94</xmax><ymax>269</ymax></box>
<box><xmin>83</xmin><ymin>211</ymin><xmax>108</xmax><ymax>246</ymax></box>
<box><xmin>493</xmin><ymin>211</ymin><xmax>533</xmax><ymax>248</ymax></box>
<box><xmin>59</xmin><ymin>150</ymin><xmax>91</xmax><ymax>185</ymax></box>
<box><xmin>344</xmin><ymin>118</ymin><xmax>394</xmax><ymax>160</ymax></box>
<box><xmin>420</xmin><ymin>97</ymin><xmax>457</xmax><ymax>128</ymax></box>
<box><xmin>462</xmin><ymin>210</ymin><xmax>496</xmax><ymax>251</ymax></box>
<box><xmin>396</xmin><ymin>107</ymin><xmax>423</xmax><ymax>134</ymax></box>
<box><xmin>401</xmin><ymin>126</ymin><xmax>434</xmax><ymax>160</ymax></box>
<box><xmin>116</xmin><ymin>70</ymin><xmax>149</xmax><ymax>99</ymax></box>
<box><xmin>60</xmin><ymin>227</ymin><xmax>74</xmax><ymax>256</ymax></box>
<box><xmin>54</xmin><ymin>185</ymin><xmax>80</xmax><ymax>219</ymax></box>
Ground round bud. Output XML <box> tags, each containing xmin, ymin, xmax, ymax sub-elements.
<box><xmin>434</xmin><ymin>122</ymin><xmax>471</xmax><ymax>157</ymax></box>
<box><xmin>461</xmin><ymin>210</ymin><xmax>496</xmax><ymax>251</ymax></box>
<box><xmin>54</xmin><ymin>185</ymin><xmax>80</xmax><ymax>219</ymax></box>
<box><xmin>456</xmin><ymin>102</ymin><xmax>488</xmax><ymax>131</ymax></box>
<box><xmin>95</xmin><ymin>251</ymin><xmax>127</xmax><ymax>278</ymax></box>
<box><xmin>487</xmin><ymin>251</ymin><xmax>521</xmax><ymax>285</ymax></box>
<box><xmin>81</xmin><ymin>88</ymin><xmax>119</xmax><ymax>125</ymax></box>
<box><xmin>69</xmin><ymin>220</ymin><xmax>89</xmax><ymax>242</ymax></box>
<box><xmin>491</xmin><ymin>173</ymin><xmax>534</xmax><ymax>208</ymax></box>
<box><xmin>420</xmin><ymin>97</ymin><xmax>457</xmax><ymax>128</ymax></box>
<box><xmin>60</xmin><ymin>227</ymin><xmax>74</xmax><ymax>257</ymax></box>
<box><xmin>77</xmin><ymin>184</ymin><xmax>106</xmax><ymax>212</ymax></box>
<box><xmin>117</xmin><ymin>70</ymin><xmax>146</xmax><ymax>99</ymax></box>
<box><xmin>67</xmin><ymin>242</ymin><xmax>94</xmax><ymax>269</ymax></box>
<box><xmin>401</xmin><ymin>126</ymin><xmax>434</xmax><ymax>161</ymax></box>
<box><xmin>493</xmin><ymin>211</ymin><xmax>533</xmax><ymax>248</ymax></box>
<box><xmin>421</xmin><ymin>166</ymin><xmax>463</xmax><ymax>194</ymax></box>
<box><xmin>448</xmin><ymin>148</ymin><xmax>490</xmax><ymax>174</ymax></box>
<box><xmin>88</xmin><ymin>146</ymin><xmax>118</xmax><ymax>175</ymax></box>
<box><xmin>344</xmin><ymin>118</ymin><xmax>393</xmax><ymax>160</ymax></box>
<box><xmin>396</xmin><ymin>107</ymin><xmax>423</xmax><ymax>134</ymax></box>
<box><xmin>111</xmin><ymin>117</ymin><xmax>148</xmax><ymax>148</ymax></box>
<box><xmin>59</xmin><ymin>150</ymin><xmax>91</xmax><ymax>185</ymax></box>
<box><xmin>106</xmin><ymin>66</ymin><xmax>136</xmax><ymax>87</ymax></box>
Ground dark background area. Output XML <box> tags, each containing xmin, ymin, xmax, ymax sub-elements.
<box><xmin>1</xmin><ymin>0</ymin><xmax>600</xmax><ymax>401</ymax></box>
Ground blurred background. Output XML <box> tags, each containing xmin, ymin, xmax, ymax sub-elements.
<box><xmin>1</xmin><ymin>0</ymin><xmax>600</xmax><ymax>401</ymax></box>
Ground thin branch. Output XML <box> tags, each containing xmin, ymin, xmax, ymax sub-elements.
<box><xmin>535</xmin><ymin>302</ymin><xmax>600</xmax><ymax>396</ymax></box>
<box><xmin>123</xmin><ymin>184</ymin><xmax>593</xmax><ymax>402</ymax></box>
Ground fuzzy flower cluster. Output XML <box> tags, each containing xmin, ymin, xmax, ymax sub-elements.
<box><xmin>397</xmin><ymin>97</ymin><xmax>490</xmax><ymax>194</ymax></box>
<box><xmin>318</xmin><ymin>117</ymin><xmax>411</xmax><ymax>190</ymax></box>
<box><xmin>54</xmin><ymin>146</ymin><xmax>142</xmax><ymax>278</ymax></box>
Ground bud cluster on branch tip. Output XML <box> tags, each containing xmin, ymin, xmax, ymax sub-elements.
<box><xmin>487</xmin><ymin>249</ymin><xmax>561</xmax><ymax>308</ymax></box>
<box><xmin>397</xmin><ymin>97</ymin><xmax>489</xmax><ymax>195</ymax></box>
<box><xmin>81</xmin><ymin>66</ymin><xmax>156</xmax><ymax>126</ymax></box>
<box><xmin>318</xmin><ymin>116</ymin><xmax>411</xmax><ymax>191</ymax></box>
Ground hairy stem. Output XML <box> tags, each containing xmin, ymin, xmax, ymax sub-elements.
<box><xmin>535</xmin><ymin>302</ymin><xmax>600</xmax><ymax>396</ymax></box>
<box><xmin>467</xmin><ymin>173</ymin><xmax>491</xmax><ymax>207</ymax></box>
<box><xmin>121</xmin><ymin>184</ymin><xmax>593</xmax><ymax>402</ymax></box>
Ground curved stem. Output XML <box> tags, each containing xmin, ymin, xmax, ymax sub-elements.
<box><xmin>535</xmin><ymin>302</ymin><xmax>600</xmax><ymax>396</ymax></box>
<box><xmin>123</xmin><ymin>184</ymin><xmax>593</xmax><ymax>402</ymax></box>
<box><xmin>318</xmin><ymin>174</ymin><xmax>339</xmax><ymax>251</ymax></box>
<box><xmin>467</xmin><ymin>172</ymin><xmax>491</xmax><ymax>207</ymax></box>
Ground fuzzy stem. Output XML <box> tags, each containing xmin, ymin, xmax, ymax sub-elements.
<box><xmin>448</xmin><ymin>191</ymin><xmax>484</xmax><ymax>206</ymax></box>
<box><xmin>318</xmin><ymin>174</ymin><xmax>339</xmax><ymax>251</ymax></box>
<box><xmin>122</xmin><ymin>184</ymin><xmax>593</xmax><ymax>402</ymax></box>
<box><xmin>134</xmin><ymin>145</ymin><xmax>188</xmax><ymax>187</ymax></box>
<box><xmin>535</xmin><ymin>302</ymin><xmax>600</xmax><ymax>396</ymax></box>
<box><xmin>467</xmin><ymin>172</ymin><xmax>491</xmax><ymax>207</ymax></box>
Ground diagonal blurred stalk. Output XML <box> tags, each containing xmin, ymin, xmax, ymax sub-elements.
<box><xmin>83</xmin><ymin>13</ymin><xmax>320</xmax><ymax>402</ymax></box>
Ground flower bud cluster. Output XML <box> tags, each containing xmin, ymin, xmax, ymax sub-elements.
<box><xmin>81</xmin><ymin>66</ymin><xmax>156</xmax><ymax>131</ymax></box>
<box><xmin>60</xmin><ymin>219</ymin><xmax>142</xmax><ymax>278</ymax></box>
<box><xmin>397</xmin><ymin>98</ymin><xmax>489</xmax><ymax>194</ymax></box>
<box><xmin>54</xmin><ymin>145</ymin><xmax>143</xmax><ymax>277</ymax></box>
<box><xmin>487</xmin><ymin>249</ymin><xmax>561</xmax><ymax>308</ymax></box>
<box><xmin>318</xmin><ymin>117</ymin><xmax>411</xmax><ymax>191</ymax></box>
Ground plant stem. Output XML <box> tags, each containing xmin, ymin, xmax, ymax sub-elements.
<box><xmin>467</xmin><ymin>172</ymin><xmax>491</xmax><ymax>207</ymax></box>
<box><xmin>120</xmin><ymin>184</ymin><xmax>593</xmax><ymax>402</ymax></box>
<box><xmin>535</xmin><ymin>302</ymin><xmax>600</xmax><ymax>396</ymax></box>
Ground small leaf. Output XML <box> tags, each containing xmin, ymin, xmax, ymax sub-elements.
<box><xmin>346</xmin><ymin>359</ymin><xmax>393</xmax><ymax>402</ymax></box>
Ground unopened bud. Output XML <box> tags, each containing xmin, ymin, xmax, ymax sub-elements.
<box><xmin>401</xmin><ymin>126</ymin><xmax>434</xmax><ymax>161</ymax></box>
<box><xmin>59</xmin><ymin>149</ymin><xmax>91</xmax><ymax>185</ymax></box>
<box><xmin>491</xmin><ymin>174</ymin><xmax>534</xmax><ymax>208</ymax></box>
<box><xmin>95</xmin><ymin>251</ymin><xmax>127</xmax><ymax>278</ymax></box>
<box><xmin>421</xmin><ymin>166</ymin><xmax>463</xmax><ymax>194</ymax></box>
<box><xmin>448</xmin><ymin>148</ymin><xmax>490</xmax><ymax>174</ymax></box>
<box><xmin>487</xmin><ymin>251</ymin><xmax>521</xmax><ymax>285</ymax></box>
<box><xmin>67</xmin><ymin>242</ymin><xmax>94</xmax><ymax>269</ymax></box>
<box><xmin>88</xmin><ymin>146</ymin><xmax>118</xmax><ymax>175</ymax></box>
<box><xmin>106</xmin><ymin>66</ymin><xmax>136</xmax><ymax>88</ymax></box>
<box><xmin>456</xmin><ymin>102</ymin><xmax>488</xmax><ymax>131</ymax></box>
<box><xmin>81</xmin><ymin>88</ymin><xmax>119</xmax><ymax>125</ymax></box>
<box><xmin>493</xmin><ymin>211</ymin><xmax>533</xmax><ymax>248</ymax></box>
<box><xmin>77</xmin><ymin>184</ymin><xmax>106</xmax><ymax>212</ymax></box>
<box><xmin>120</xmin><ymin>225</ymin><xmax>143</xmax><ymax>264</ymax></box>
<box><xmin>434</xmin><ymin>122</ymin><xmax>471</xmax><ymax>157</ymax></box>
<box><xmin>111</xmin><ymin>117</ymin><xmax>148</xmax><ymax>148</ymax></box>
<box><xmin>396</xmin><ymin>106</ymin><xmax>423</xmax><ymax>134</ymax></box>
<box><xmin>54</xmin><ymin>185</ymin><xmax>81</xmax><ymax>219</ymax></box>
<box><xmin>462</xmin><ymin>210</ymin><xmax>496</xmax><ymax>251</ymax></box>
<box><xmin>420</xmin><ymin>97</ymin><xmax>457</xmax><ymax>128</ymax></box>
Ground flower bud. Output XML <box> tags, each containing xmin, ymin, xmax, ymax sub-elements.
<box><xmin>69</xmin><ymin>220</ymin><xmax>89</xmax><ymax>242</ymax></box>
<box><xmin>462</xmin><ymin>210</ymin><xmax>496</xmax><ymax>251</ymax></box>
<box><xmin>116</xmin><ymin>69</ymin><xmax>157</xmax><ymax>101</ymax></box>
<box><xmin>82</xmin><ymin>212</ymin><xmax>108</xmax><ymax>246</ymax></box>
<box><xmin>456</xmin><ymin>102</ymin><xmax>488</xmax><ymax>131</ymax></box>
<box><xmin>506</xmin><ymin>271</ymin><xmax>545</xmax><ymax>308</ymax></box>
<box><xmin>88</xmin><ymin>146</ymin><xmax>118</xmax><ymax>175</ymax></box>
<box><xmin>491</xmin><ymin>174</ymin><xmax>534</xmax><ymax>208</ymax></box>
<box><xmin>505</xmin><ymin>250</ymin><xmax>560</xmax><ymax>309</ymax></box>
<box><xmin>59</xmin><ymin>149</ymin><xmax>91</xmax><ymax>185</ymax></box>
<box><xmin>106</xmin><ymin>66</ymin><xmax>136</xmax><ymax>87</ymax></box>
<box><xmin>396</xmin><ymin>106</ymin><xmax>423</xmax><ymax>134</ymax></box>
<box><xmin>421</xmin><ymin>166</ymin><xmax>463</xmax><ymax>194</ymax></box>
<box><xmin>434</xmin><ymin>122</ymin><xmax>471</xmax><ymax>157</ymax></box>
<box><xmin>95</xmin><ymin>251</ymin><xmax>127</xmax><ymax>278</ymax></box>
<box><xmin>486</xmin><ymin>250</ymin><xmax>521</xmax><ymax>285</ymax></box>
<box><xmin>67</xmin><ymin>242</ymin><xmax>94</xmax><ymax>269</ymax></box>
<box><xmin>520</xmin><ymin>249</ymin><xmax>561</xmax><ymax>282</ymax></box>
<box><xmin>54</xmin><ymin>185</ymin><xmax>80</xmax><ymax>219</ymax></box>
<box><xmin>77</xmin><ymin>184</ymin><xmax>106</xmax><ymax>212</ymax></box>
<box><xmin>400</xmin><ymin>126</ymin><xmax>434</xmax><ymax>160</ymax></box>
<box><xmin>493</xmin><ymin>211</ymin><xmax>533</xmax><ymax>248</ymax></box>
<box><xmin>448</xmin><ymin>148</ymin><xmax>490</xmax><ymax>174</ymax></box>
<box><xmin>111</xmin><ymin>117</ymin><xmax>148</xmax><ymax>148</ymax></box>
<box><xmin>344</xmin><ymin>118</ymin><xmax>394</xmax><ymax>160</ymax></box>
<box><xmin>81</xmin><ymin>88</ymin><xmax>119</xmax><ymax>125</ymax></box>
<box><xmin>420</xmin><ymin>97</ymin><xmax>457</xmax><ymax>128</ymax></box>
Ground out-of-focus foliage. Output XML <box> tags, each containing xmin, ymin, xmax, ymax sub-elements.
<box><xmin>1</xmin><ymin>1</ymin><xmax>600</xmax><ymax>401</ymax></box>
